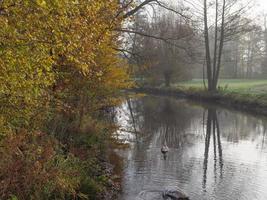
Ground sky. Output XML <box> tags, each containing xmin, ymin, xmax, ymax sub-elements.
<box><xmin>146</xmin><ymin>0</ymin><xmax>267</xmax><ymax>22</ymax></box>
<box><xmin>258</xmin><ymin>0</ymin><xmax>267</xmax><ymax>11</ymax></box>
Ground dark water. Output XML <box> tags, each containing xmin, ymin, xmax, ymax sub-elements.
<box><xmin>114</xmin><ymin>96</ymin><xmax>267</xmax><ymax>200</ymax></box>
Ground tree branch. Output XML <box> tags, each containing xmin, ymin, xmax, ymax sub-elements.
<box><xmin>122</xmin><ymin>0</ymin><xmax>190</xmax><ymax>19</ymax></box>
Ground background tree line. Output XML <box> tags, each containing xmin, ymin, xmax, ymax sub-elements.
<box><xmin>121</xmin><ymin>0</ymin><xmax>267</xmax><ymax>91</ymax></box>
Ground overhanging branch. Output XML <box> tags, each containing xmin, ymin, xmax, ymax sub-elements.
<box><xmin>115</xmin><ymin>28</ymin><xmax>194</xmax><ymax>57</ymax></box>
<box><xmin>122</xmin><ymin>0</ymin><xmax>190</xmax><ymax>19</ymax></box>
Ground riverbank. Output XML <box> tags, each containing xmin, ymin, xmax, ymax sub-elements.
<box><xmin>133</xmin><ymin>87</ymin><xmax>267</xmax><ymax>116</ymax></box>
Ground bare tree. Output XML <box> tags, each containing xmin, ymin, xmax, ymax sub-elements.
<box><xmin>116</xmin><ymin>1</ymin><xmax>193</xmax><ymax>54</ymax></box>
<box><xmin>121</xmin><ymin>0</ymin><xmax>190</xmax><ymax>19</ymax></box>
<box><xmin>127</xmin><ymin>12</ymin><xmax>195</xmax><ymax>86</ymax></box>
<box><xmin>262</xmin><ymin>14</ymin><xmax>267</xmax><ymax>76</ymax></box>
<box><xmin>202</xmin><ymin>0</ymin><xmax>253</xmax><ymax>91</ymax></box>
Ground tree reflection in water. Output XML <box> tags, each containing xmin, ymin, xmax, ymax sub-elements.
<box><xmin>203</xmin><ymin>108</ymin><xmax>223</xmax><ymax>191</ymax></box>
<box><xmin>115</xmin><ymin>96</ymin><xmax>267</xmax><ymax>200</ymax></box>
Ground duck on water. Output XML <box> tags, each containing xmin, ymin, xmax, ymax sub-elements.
<box><xmin>160</xmin><ymin>140</ymin><xmax>188</xmax><ymax>199</ymax></box>
<box><xmin>159</xmin><ymin>144</ymin><xmax>189</xmax><ymax>200</ymax></box>
<box><xmin>161</xmin><ymin>143</ymin><xmax>169</xmax><ymax>154</ymax></box>
<box><xmin>161</xmin><ymin>133</ymin><xmax>169</xmax><ymax>160</ymax></box>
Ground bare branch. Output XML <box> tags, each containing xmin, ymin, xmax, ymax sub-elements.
<box><xmin>116</xmin><ymin>28</ymin><xmax>191</xmax><ymax>50</ymax></box>
<box><xmin>123</xmin><ymin>0</ymin><xmax>155</xmax><ymax>19</ymax></box>
<box><xmin>122</xmin><ymin>0</ymin><xmax>190</xmax><ymax>19</ymax></box>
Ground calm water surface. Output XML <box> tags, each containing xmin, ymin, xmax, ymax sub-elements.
<box><xmin>114</xmin><ymin>96</ymin><xmax>267</xmax><ymax>200</ymax></box>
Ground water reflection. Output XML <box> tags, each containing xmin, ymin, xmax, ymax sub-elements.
<box><xmin>202</xmin><ymin>108</ymin><xmax>223</xmax><ymax>191</ymax></box>
<box><xmin>115</xmin><ymin>96</ymin><xmax>267</xmax><ymax>200</ymax></box>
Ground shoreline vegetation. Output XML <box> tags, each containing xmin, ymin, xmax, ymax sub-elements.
<box><xmin>133</xmin><ymin>84</ymin><xmax>267</xmax><ymax>116</ymax></box>
<box><xmin>0</xmin><ymin>1</ymin><xmax>132</xmax><ymax>199</ymax></box>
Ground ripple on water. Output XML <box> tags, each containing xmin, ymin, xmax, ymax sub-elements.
<box><xmin>136</xmin><ymin>190</ymin><xmax>162</xmax><ymax>200</ymax></box>
<box><xmin>116</xmin><ymin>96</ymin><xmax>267</xmax><ymax>200</ymax></box>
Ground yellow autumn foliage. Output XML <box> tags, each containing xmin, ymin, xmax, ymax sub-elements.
<box><xmin>0</xmin><ymin>0</ymin><xmax>131</xmax><ymax>133</ymax></box>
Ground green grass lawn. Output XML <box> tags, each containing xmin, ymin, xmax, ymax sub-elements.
<box><xmin>175</xmin><ymin>79</ymin><xmax>267</xmax><ymax>95</ymax></box>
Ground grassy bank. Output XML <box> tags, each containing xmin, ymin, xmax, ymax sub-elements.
<box><xmin>135</xmin><ymin>80</ymin><xmax>267</xmax><ymax>115</ymax></box>
<box><xmin>174</xmin><ymin>79</ymin><xmax>267</xmax><ymax>94</ymax></box>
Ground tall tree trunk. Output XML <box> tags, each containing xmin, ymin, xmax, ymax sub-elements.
<box><xmin>233</xmin><ymin>40</ymin><xmax>239</xmax><ymax>78</ymax></box>
<box><xmin>203</xmin><ymin>57</ymin><xmax>207</xmax><ymax>90</ymax></box>
<box><xmin>214</xmin><ymin>0</ymin><xmax>226</xmax><ymax>89</ymax></box>
<box><xmin>212</xmin><ymin>0</ymin><xmax>219</xmax><ymax>90</ymax></box>
<box><xmin>164</xmin><ymin>72</ymin><xmax>171</xmax><ymax>87</ymax></box>
<box><xmin>263</xmin><ymin>15</ymin><xmax>267</xmax><ymax>75</ymax></box>
<box><xmin>204</xmin><ymin>0</ymin><xmax>213</xmax><ymax>91</ymax></box>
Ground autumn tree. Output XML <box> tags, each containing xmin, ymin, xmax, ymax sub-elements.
<box><xmin>0</xmin><ymin>0</ymin><xmax>131</xmax><ymax>133</ymax></box>
<box><xmin>0</xmin><ymin>0</ymin><xmax>132</xmax><ymax>199</ymax></box>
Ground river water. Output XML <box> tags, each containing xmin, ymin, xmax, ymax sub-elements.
<box><xmin>114</xmin><ymin>95</ymin><xmax>267</xmax><ymax>200</ymax></box>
